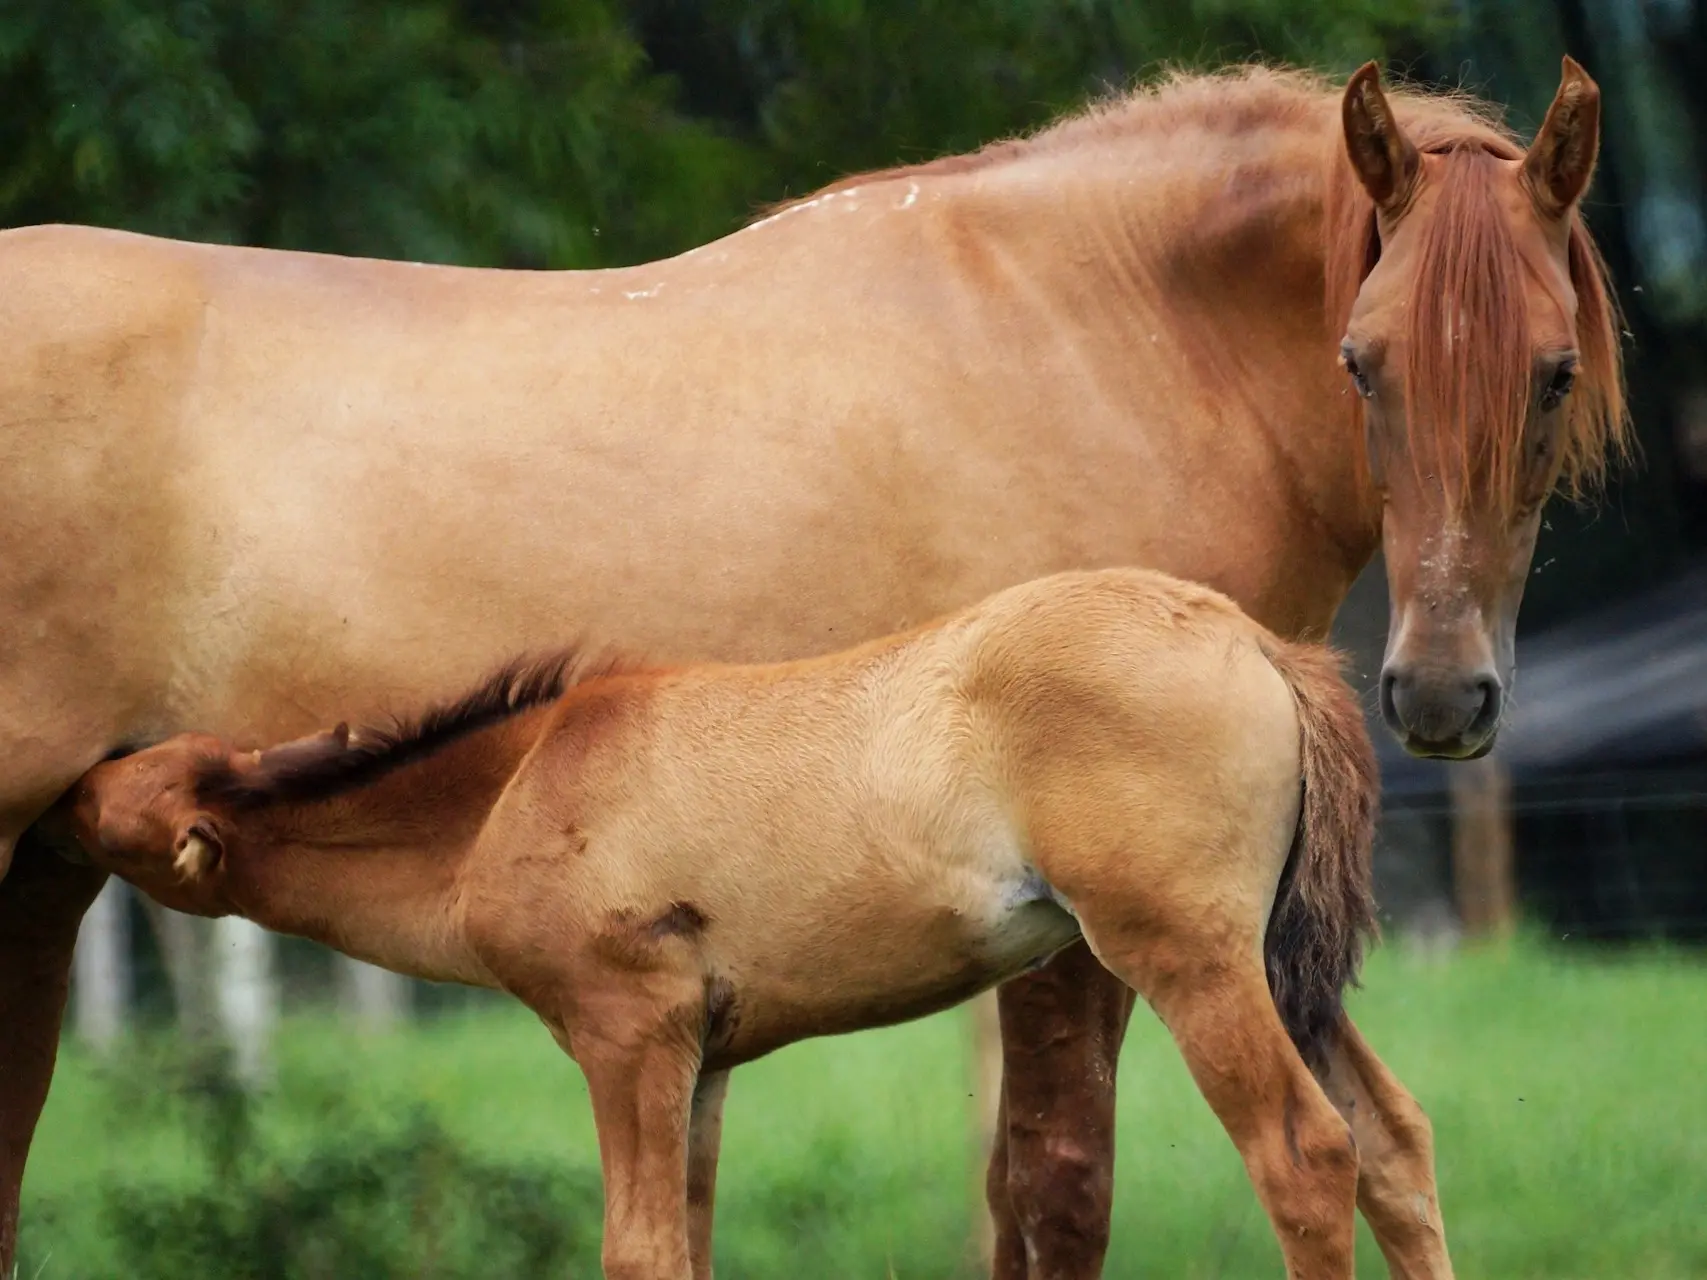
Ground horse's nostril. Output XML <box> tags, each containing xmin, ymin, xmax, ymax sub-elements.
<box><xmin>1470</xmin><ymin>673</ymin><xmax>1503</xmax><ymax>731</ymax></box>
<box><xmin>1378</xmin><ymin>669</ymin><xmax>1401</xmax><ymax>726</ymax></box>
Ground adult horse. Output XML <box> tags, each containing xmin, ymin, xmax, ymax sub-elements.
<box><xmin>0</xmin><ymin>58</ymin><xmax>1621</xmax><ymax>1278</ymax></box>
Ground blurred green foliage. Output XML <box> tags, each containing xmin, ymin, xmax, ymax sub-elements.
<box><xmin>24</xmin><ymin>1035</ymin><xmax>604</xmax><ymax>1278</ymax></box>
<box><xmin>0</xmin><ymin>0</ymin><xmax>1443</xmax><ymax>268</ymax></box>
<box><xmin>19</xmin><ymin>938</ymin><xmax>1707</xmax><ymax>1278</ymax></box>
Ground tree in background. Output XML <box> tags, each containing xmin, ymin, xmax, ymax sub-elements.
<box><xmin>0</xmin><ymin>0</ymin><xmax>1440</xmax><ymax>269</ymax></box>
<box><xmin>631</xmin><ymin>0</ymin><xmax>1441</xmax><ymax>198</ymax></box>
<box><xmin>0</xmin><ymin>0</ymin><xmax>765</xmax><ymax>266</ymax></box>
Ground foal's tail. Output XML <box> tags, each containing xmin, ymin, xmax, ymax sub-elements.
<box><xmin>1256</xmin><ymin>636</ymin><xmax>1381</xmax><ymax>1071</ymax></box>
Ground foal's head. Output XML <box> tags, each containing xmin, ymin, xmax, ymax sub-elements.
<box><xmin>1332</xmin><ymin>58</ymin><xmax>1626</xmax><ymax>759</ymax></box>
<box><xmin>62</xmin><ymin>727</ymin><xmax>349</xmax><ymax>916</ymax></box>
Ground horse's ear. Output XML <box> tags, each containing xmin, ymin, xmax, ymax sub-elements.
<box><xmin>1523</xmin><ymin>56</ymin><xmax>1601</xmax><ymax>219</ymax></box>
<box><xmin>1342</xmin><ymin>62</ymin><xmax>1419</xmax><ymax>217</ymax></box>
<box><xmin>172</xmin><ymin>818</ymin><xmax>225</xmax><ymax>881</ymax></box>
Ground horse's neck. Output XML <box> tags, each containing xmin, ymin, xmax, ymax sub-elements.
<box><xmin>220</xmin><ymin>712</ymin><xmax>547</xmax><ymax>984</ymax></box>
<box><xmin>985</xmin><ymin>113</ymin><xmax>1382</xmax><ymax>622</ymax></box>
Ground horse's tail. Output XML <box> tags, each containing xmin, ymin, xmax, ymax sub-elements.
<box><xmin>1255</xmin><ymin>636</ymin><xmax>1381</xmax><ymax>1070</ymax></box>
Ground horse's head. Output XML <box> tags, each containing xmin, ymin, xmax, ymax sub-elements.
<box><xmin>62</xmin><ymin>732</ymin><xmax>253</xmax><ymax>915</ymax></box>
<box><xmin>1335</xmin><ymin>57</ymin><xmax>1626</xmax><ymax>759</ymax></box>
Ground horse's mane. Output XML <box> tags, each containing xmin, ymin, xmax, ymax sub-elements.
<box><xmin>197</xmin><ymin>650</ymin><xmax>633</xmax><ymax>811</ymax></box>
<box><xmin>758</xmin><ymin>65</ymin><xmax>1468</xmax><ymax>211</ymax></box>
<box><xmin>761</xmin><ymin>62</ymin><xmax>1630</xmax><ymax>505</ymax></box>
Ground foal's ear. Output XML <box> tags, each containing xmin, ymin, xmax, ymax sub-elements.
<box><xmin>172</xmin><ymin>818</ymin><xmax>226</xmax><ymax>881</ymax></box>
<box><xmin>1523</xmin><ymin>55</ymin><xmax>1601</xmax><ymax>219</ymax></box>
<box><xmin>256</xmin><ymin>722</ymin><xmax>352</xmax><ymax>770</ymax></box>
<box><xmin>1342</xmin><ymin>62</ymin><xmax>1420</xmax><ymax>218</ymax></box>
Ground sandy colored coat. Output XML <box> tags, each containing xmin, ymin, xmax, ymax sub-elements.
<box><xmin>60</xmin><ymin>568</ymin><xmax>1379</xmax><ymax>1280</ymax></box>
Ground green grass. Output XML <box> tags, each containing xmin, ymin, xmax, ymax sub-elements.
<box><xmin>20</xmin><ymin>935</ymin><xmax>1707</xmax><ymax>1278</ymax></box>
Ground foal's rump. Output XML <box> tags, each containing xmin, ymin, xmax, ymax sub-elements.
<box><xmin>957</xmin><ymin>568</ymin><xmax>1378</xmax><ymax>1064</ymax></box>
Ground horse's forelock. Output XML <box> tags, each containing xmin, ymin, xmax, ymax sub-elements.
<box><xmin>1328</xmin><ymin>117</ymin><xmax>1629</xmax><ymax>513</ymax></box>
<box><xmin>1403</xmin><ymin>143</ymin><xmax>1534</xmax><ymax>516</ymax></box>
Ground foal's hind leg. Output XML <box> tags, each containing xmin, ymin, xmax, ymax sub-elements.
<box><xmin>986</xmin><ymin>942</ymin><xmax>1136</xmax><ymax>1280</ymax></box>
<box><xmin>1079</xmin><ymin>914</ymin><xmax>1359</xmax><ymax>1279</ymax></box>
<box><xmin>1321</xmin><ymin>1018</ymin><xmax>1454</xmax><ymax>1279</ymax></box>
<box><xmin>686</xmin><ymin>1069</ymin><xmax>728</xmax><ymax>1280</ymax></box>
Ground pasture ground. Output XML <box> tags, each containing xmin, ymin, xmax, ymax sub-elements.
<box><xmin>19</xmin><ymin>933</ymin><xmax>1707</xmax><ymax>1278</ymax></box>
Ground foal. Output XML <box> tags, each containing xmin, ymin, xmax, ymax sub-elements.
<box><xmin>61</xmin><ymin>568</ymin><xmax>1381</xmax><ymax>1279</ymax></box>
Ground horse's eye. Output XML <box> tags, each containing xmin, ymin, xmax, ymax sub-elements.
<box><xmin>1341</xmin><ymin>349</ymin><xmax>1374</xmax><ymax>399</ymax></box>
<box><xmin>1539</xmin><ymin>362</ymin><xmax>1576</xmax><ymax>413</ymax></box>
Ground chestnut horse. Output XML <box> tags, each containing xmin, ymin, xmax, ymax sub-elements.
<box><xmin>0</xmin><ymin>58</ymin><xmax>1623</xmax><ymax>1277</ymax></box>
<box><xmin>56</xmin><ymin>567</ymin><xmax>1382</xmax><ymax>1279</ymax></box>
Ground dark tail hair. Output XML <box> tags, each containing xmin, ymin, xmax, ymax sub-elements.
<box><xmin>1256</xmin><ymin>637</ymin><xmax>1381</xmax><ymax>1070</ymax></box>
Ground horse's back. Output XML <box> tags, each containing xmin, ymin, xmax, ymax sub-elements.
<box><xmin>0</xmin><ymin>222</ymin><xmax>209</xmax><ymax>411</ymax></box>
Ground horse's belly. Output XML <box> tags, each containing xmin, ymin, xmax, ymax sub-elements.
<box><xmin>979</xmin><ymin>889</ymin><xmax>1084</xmax><ymax>979</ymax></box>
<box><xmin>712</xmin><ymin>870</ymin><xmax>1081</xmax><ymax>1068</ymax></box>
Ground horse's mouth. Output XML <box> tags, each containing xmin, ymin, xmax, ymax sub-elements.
<box><xmin>1400</xmin><ymin>732</ymin><xmax>1497</xmax><ymax>762</ymax></box>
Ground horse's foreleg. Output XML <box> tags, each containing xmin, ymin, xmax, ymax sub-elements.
<box><xmin>0</xmin><ymin>830</ymin><xmax>107</xmax><ymax>1272</ymax></box>
<box><xmin>686</xmin><ymin>1069</ymin><xmax>728</xmax><ymax>1280</ymax></box>
<box><xmin>1320</xmin><ymin>1016</ymin><xmax>1454</xmax><ymax>1279</ymax></box>
<box><xmin>987</xmin><ymin>941</ymin><xmax>1136</xmax><ymax>1280</ymax></box>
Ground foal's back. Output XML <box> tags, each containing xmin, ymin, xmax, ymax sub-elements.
<box><xmin>463</xmin><ymin>568</ymin><xmax>1304</xmax><ymax>1065</ymax></box>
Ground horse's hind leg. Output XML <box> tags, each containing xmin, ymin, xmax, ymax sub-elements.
<box><xmin>1079</xmin><ymin>911</ymin><xmax>1359</xmax><ymax>1280</ymax></box>
<box><xmin>986</xmin><ymin>941</ymin><xmax>1135</xmax><ymax>1280</ymax></box>
<box><xmin>0</xmin><ymin>827</ymin><xmax>108</xmax><ymax>1271</ymax></box>
<box><xmin>686</xmin><ymin>1069</ymin><xmax>728</xmax><ymax>1280</ymax></box>
<box><xmin>1321</xmin><ymin>1018</ymin><xmax>1454</xmax><ymax>1279</ymax></box>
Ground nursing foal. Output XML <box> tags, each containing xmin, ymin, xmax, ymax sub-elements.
<box><xmin>60</xmin><ymin>568</ymin><xmax>1379</xmax><ymax>1280</ymax></box>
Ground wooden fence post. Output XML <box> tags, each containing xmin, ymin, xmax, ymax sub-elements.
<box><xmin>1448</xmin><ymin>754</ymin><xmax>1517</xmax><ymax>937</ymax></box>
<box><xmin>142</xmin><ymin>903</ymin><xmax>278</xmax><ymax>1084</ymax></box>
<box><xmin>337</xmin><ymin>956</ymin><xmax>409</xmax><ymax>1032</ymax></box>
<box><xmin>73</xmin><ymin>877</ymin><xmax>132</xmax><ymax>1051</ymax></box>
<box><xmin>968</xmin><ymin>988</ymin><xmax>1003</xmax><ymax>1267</ymax></box>
<box><xmin>215</xmin><ymin>917</ymin><xmax>277</xmax><ymax>1084</ymax></box>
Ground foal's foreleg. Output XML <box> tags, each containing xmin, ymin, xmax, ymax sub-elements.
<box><xmin>1321</xmin><ymin>1017</ymin><xmax>1454</xmax><ymax>1279</ymax></box>
<box><xmin>686</xmin><ymin>1069</ymin><xmax>728</xmax><ymax>1280</ymax></box>
<box><xmin>563</xmin><ymin>976</ymin><xmax>707</xmax><ymax>1280</ymax></box>
<box><xmin>986</xmin><ymin>941</ymin><xmax>1136</xmax><ymax>1280</ymax></box>
<box><xmin>0</xmin><ymin>831</ymin><xmax>107</xmax><ymax>1273</ymax></box>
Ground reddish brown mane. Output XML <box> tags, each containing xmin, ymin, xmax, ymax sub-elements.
<box><xmin>755</xmin><ymin>65</ymin><xmax>1341</xmax><ymax>216</ymax></box>
<box><xmin>757</xmin><ymin>65</ymin><xmax>1629</xmax><ymax>507</ymax></box>
<box><xmin>196</xmin><ymin>649</ymin><xmax>635</xmax><ymax>811</ymax></box>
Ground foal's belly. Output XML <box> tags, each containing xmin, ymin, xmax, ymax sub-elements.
<box><xmin>708</xmin><ymin>869</ymin><xmax>1082</xmax><ymax>1069</ymax></box>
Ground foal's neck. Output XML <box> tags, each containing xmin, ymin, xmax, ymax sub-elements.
<box><xmin>216</xmin><ymin>709</ymin><xmax>550</xmax><ymax>984</ymax></box>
